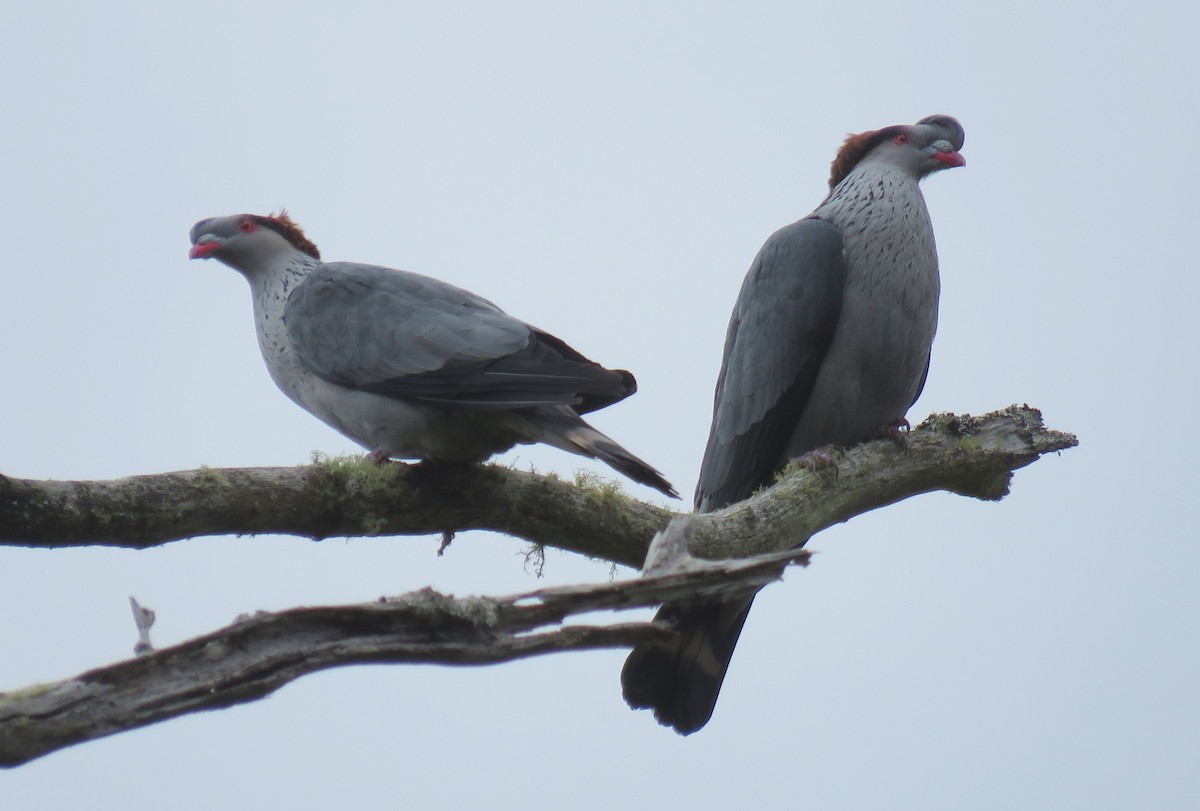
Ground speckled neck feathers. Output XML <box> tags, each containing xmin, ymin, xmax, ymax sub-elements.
<box><xmin>817</xmin><ymin>165</ymin><xmax>937</xmax><ymax>289</ymax></box>
<box><xmin>248</xmin><ymin>253</ymin><xmax>320</xmax><ymax>396</ymax></box>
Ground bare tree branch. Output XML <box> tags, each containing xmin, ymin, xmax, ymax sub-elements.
<box><xmin>1</xmin><ymin>405</ymin><xmax>1077</xmax><ymax>567</ymax></box>
<box><xmin>690</xmin><ymin>405</ymin><xmax>1077</xmax><ymax>559</ymax></box>
<box><xmin>0</xmin><ymin>518</ymin><xmax>809</xmax><ymax>767</ymax></box>
<box><xmin>0</xmin><ymin>405</ymin><xmax>1076</xmax><ymax>766</ymax></box>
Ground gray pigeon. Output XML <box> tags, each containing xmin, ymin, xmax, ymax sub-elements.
<box><xmin>188</xmin><ymin>213</ymin><xmax>677</xmax><ymax>498</ymax></box>
<box><xmin>621</xmin><ymin>115</ymin><xmax>966</xmax><ymax>733</ymax></box>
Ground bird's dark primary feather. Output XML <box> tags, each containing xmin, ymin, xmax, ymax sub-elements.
<box><xmin>360</xmin><ymin>331</ymin><xmax>635</xmax><ymax>411</ymax></box>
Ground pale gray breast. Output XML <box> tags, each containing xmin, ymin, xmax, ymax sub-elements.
<box><xmin>821</xmin><ymin>169</ymin><xmax>938</xmax><ymax>291</ymax></box>
<box><xmin>786</xmin><ymin>167</ymin><xmax>941</xmax><ymax>453</ymax></box>
<box><xmin>819</xmin><ymin>166</ymin><xmax>940</xmax><ymax>348</ymax></box>
<box><xmin>249</xmin><ymin>260</ymin><xmax>322</xmax><ymax>408</ymax></box>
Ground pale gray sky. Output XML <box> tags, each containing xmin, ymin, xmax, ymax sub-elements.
<box><xmin>3</xmin><ymin>2</ymin><xmax>1197</xmax><ymax>808</ymax></box>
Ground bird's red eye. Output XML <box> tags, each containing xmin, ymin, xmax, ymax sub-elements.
<box><xmin>894</xmin><ymin>133</ymin><xmax>910</xmax><ymax>144</ymax></box>
<box><xmin>239</xmin><ymin>220</ymin><xmax>256</xmax><ymax>233</ymax></box>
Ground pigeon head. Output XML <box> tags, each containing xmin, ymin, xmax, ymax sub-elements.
<box><xmin>828</xmin><ymin>114</ymin><xmax>965</xmax><ymax>188</ymax></box>
<box><xmin>189</xmin><ymin>212</ymin><xmax>321</xmax><ymax>273</ymax></box>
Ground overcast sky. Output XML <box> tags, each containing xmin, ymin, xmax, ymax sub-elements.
<box><xmin>3</xmin><ymin>2</ymin><xmax>1198</xmax><ymax>808</ymax></box>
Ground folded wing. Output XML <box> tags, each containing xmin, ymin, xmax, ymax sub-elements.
<box><xmin>285</xmin><ymin>263</ymin><xmax>635</xmax><ymax>413</ymax></box>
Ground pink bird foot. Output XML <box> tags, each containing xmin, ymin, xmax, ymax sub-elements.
<box><xmin>879</xmin><ymin>418</ymin><xmax>911</xmax><ymax>449</ymax></box>
<box><xmin>795</xmin><ymin>446</ymin><xmax>841</xmax><ymax>480</ymax></box>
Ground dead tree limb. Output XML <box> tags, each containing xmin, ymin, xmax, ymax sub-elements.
<box><xmin>0</xmin><ymin>519</ymin><xmax>807</xmax><ymax>767</ymax></box>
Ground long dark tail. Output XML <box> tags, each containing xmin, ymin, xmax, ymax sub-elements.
<box><xmin>620</xmin><ymin>595</ymin><xmax>755</xmax><ymax>734</ymax></box>
<box><xmin>539</xmin><ymin>416</ymin><xmax>678</xmax><ymax>499</ymax></box>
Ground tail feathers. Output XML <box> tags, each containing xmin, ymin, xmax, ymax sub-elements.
<box><xmin>543</xmin><ymin>417</ymin><xmax>678</xmax><ymax>498</ymax></box>
<box><xmin>621</xmin><ymin>595</ymin><xmax>755</xmax><ymax>734</ymax></box>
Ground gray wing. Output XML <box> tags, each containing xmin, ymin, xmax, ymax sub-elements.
<box><xmin>285</xmin><ymin>263</ymin><xmax>633</xmax><ymax>411</ymax></box>
<box><xmin>695</xmin><ymin>217</ymin><xmax>846</xmax><ymax>510</ymax></box>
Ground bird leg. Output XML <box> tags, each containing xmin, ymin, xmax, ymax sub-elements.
<box><xmin>878</xmin><ymin>418</ymin><xmax>912</xmax><ymax>450</ymax></box>
<box><xmin>794</xmin><ymin>446</ymin><xmax>841</xmax><ymax>480</ymax></box>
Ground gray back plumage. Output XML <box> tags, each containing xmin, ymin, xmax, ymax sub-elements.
<box><xmin>285</xmin><ymin>263</ymin><xmax>634</xmax><ymax>411</ymax></box>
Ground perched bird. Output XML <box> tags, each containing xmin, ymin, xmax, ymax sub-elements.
<box><xmin>621</xmin><ymin>115</ymin><xmax>965</xmax><ymax>733</ymax></box>
<box><xmin>188</xmin><ymin>213</ymin><xmax>677</xmax><ymax>497</ymax></box>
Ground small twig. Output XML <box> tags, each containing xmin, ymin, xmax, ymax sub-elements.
<box><xmin>128</xmin><ymin>597</ymin><xmax>155</xmax><ymax>656</ymax></box>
